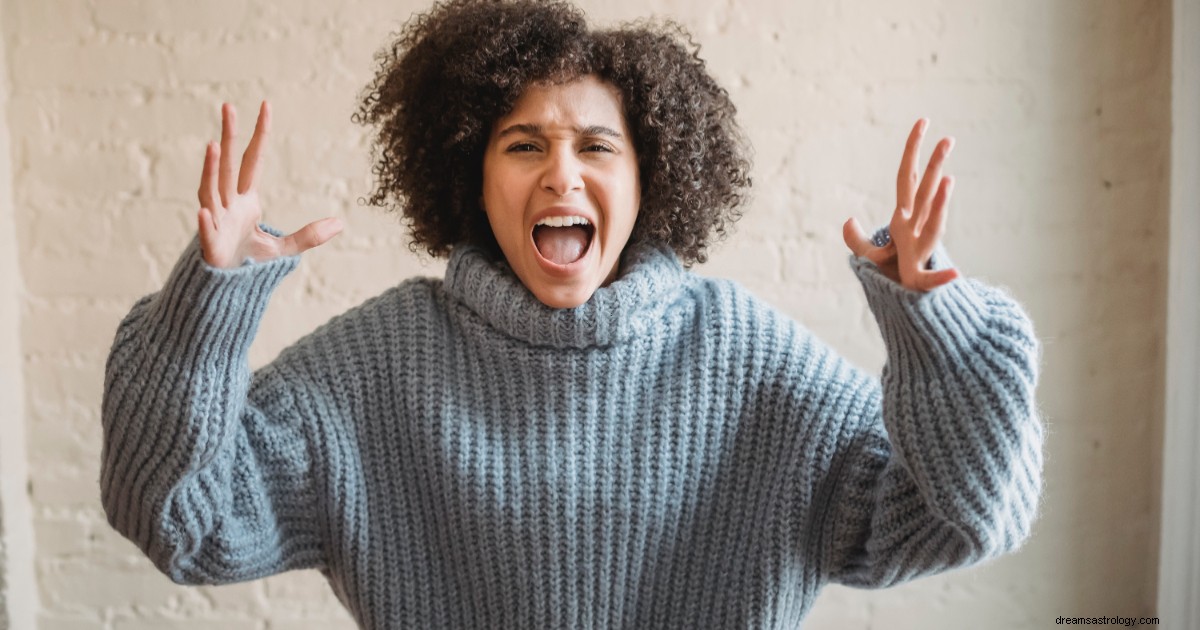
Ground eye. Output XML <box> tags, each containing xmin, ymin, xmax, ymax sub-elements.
<box><xmin>583</xmin><ymin>143</ymin><xmax>615</xmax><ymax>153</ymax></box>
<box><xmin>506</xmin><ymin>142</ymin><xmax>539</xmax><ymax>153</ymax></box>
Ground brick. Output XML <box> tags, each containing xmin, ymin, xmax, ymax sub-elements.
<box><xmin>93</xmin><ymin>0</ymin><xmax>250</xmax><ymax>36</ymax></box>
<box><xmin>88</xmin><ymin>518</ymin><xmax>145</xmax><ymax>558</ymax></box>
<box><xmin>262</xmin><ymin>572</ymin><xmax>357</xmax><ymax>627</ymax></box>
<box><xmin>36</xmin><ymin>613</ymin><xmax>107</xmax><ymax>630</ymax></box>
<box><xmin>174</xmin><ymin>582</ymin><xmax>268</xmax><ymax>618</ymax></box>
<box><xmin>15</xmin><ymin>194</ymin><xmax>110</xmax><ymax>258</ymax></box>
<box><xmin>22</xmin><ymin>246</ymin><xmax>161</xmax><ymax>300</ymax></box>
<box><xmin>33</xmin><ymin>516</ymin><xmax>91</xmax><ymax>558</ymax></box>
<box><xmin>150</xmin><ymin>138</ymin><xmax>213</xmax><ymax>204</ymax></box>
<box><xmin>107</xmin><ymin>199</ymin><xmax>197</xmax><ymax>258</ymax></box>
<box><xmin>22</xmin><ymin>143</ymin><xmax>148</xmax><ymax>198</ymax></box>
<box><xmin>276</xmin><ymin>134</ymin><xmax>371</xmax><ymax>188</ymax></box>
<box><xmin>40</xmin><ymin>560</ymin><xmax>186</xmax><ymax>610</ymax></box>
<box><xmin>10</xmin><ymin>42</ymin><xmax>170</xmax><ymax>90</ymax></box>
<box><xmin>267</xmin><ymin>617</ymin><xmax>358</xmax><ymax>630</ymax></box>
<box><xmin>26</xmin><ymin>417</ymin><xmax>101</xmax><ymax>476</ymax></box>
<box><xmin>25</xmin><ymin>359</ymin><xmax>104</xmax><ymax>410</ymax></box>
<box><xmin>864</xmin><ymin>78</ymin><xmax>1045</xmax><ymax>128</ymax></box>
<box><xmin>113</xmin><ymin>615</ymin><xmax>260</xmax><ymax>630</ymax></box>
<box><xmin>21</xmin><ymin>300</ymin><xmax>128</xmax><ymax>356</ymax></box>
<box><xmin>29</xmin><ymin>473</ymin><xmax>101</xmax><ymax>510</ymax></box>
<box><xmin>168</xmin><ymin>39</ymin><xmax>322</xmax><ymax>85</ymax></box>
<box><xmin>7</xmin><ymin>0</ymin><xmax>95</xmax><ymax>43</ymax></box>
<box><xmin>11</xmin><ymin>92</ymin><xmax>217</xmax><ymax>146</ymax></box>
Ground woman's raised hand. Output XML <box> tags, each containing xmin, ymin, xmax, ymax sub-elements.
<box><xmin>197</xmin><ymin>101</ymin><xmax>343</xmax><ymax>269</ymax></box>
<box><xmin>842</xmin><ymin>118</ymin><xmax>960</xmax><ymax>292</ymax></box>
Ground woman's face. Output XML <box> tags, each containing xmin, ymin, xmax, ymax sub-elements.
<box><xmin>481</xmin><ymin>75</ymin><xmax>641</xmax><ymax>309</ymax></box>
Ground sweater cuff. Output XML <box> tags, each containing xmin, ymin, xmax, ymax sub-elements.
<box><xmin>144</xmin><ymin>224</ymin><xmax>300</xmax><ymax>361</ymax></box>
<box><xmin>846</xmin><ymin>229</ymin><xmax>1042</xmax><ymax>531</ymax></box>
<box><xmin>848</xmin><ymin>225</ymin><xmax>991</xmax><ymax>367</ymax></box>
<box><xmin>862</xmin><ymin>222</ymin><xmax>956</xmax><ymax>271</ymax></box>
<box><xmin>850</xmin><ymin>258</ymin><xmax>992</xmax><ymax>368</ymax></box>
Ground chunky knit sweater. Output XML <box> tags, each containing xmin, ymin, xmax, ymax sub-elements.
<box><xmin>100</xmin><ymin>227</ymin><xmax>1043</xmax><ymax>629</ymax></box>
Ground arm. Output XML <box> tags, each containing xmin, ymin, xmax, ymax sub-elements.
<box><xmin>817</xmin><ymin>118</ymin><xmax>1043</xmax><ymax>586</ymax></box>
<box><xmin>817</xmin><ymin>249</ymin><xmax>1043</xmax><ymax>588</ymax></box>
<box><xmin>100</xmin><ymin>101</ymin><xmax>343</xmax><ymax>584</ymax></box>
<box><xmin>100</xmin><ymin>235</ymin><xmax>325</xmax><ymax>584</ymax></box>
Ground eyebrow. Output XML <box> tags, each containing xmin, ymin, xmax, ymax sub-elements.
<box><xmin>495</xmin><ymin>123</ymin><xmax>624</xmax><ymax>140</ymax></box>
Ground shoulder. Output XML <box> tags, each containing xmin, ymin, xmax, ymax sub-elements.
<box><xmin>686</xmin><ymin>274</ymin><xmax>807</xmax><ymax>338</ymax></box>
<box><xmin>269</xmin><ymin>276</ymin><xmax>451</xmax><ymax>366</ymax></box>
<box><xmin>329</xmin><ymin>276</ymin><xmax>446</xmax><ymax>331</ymax></box>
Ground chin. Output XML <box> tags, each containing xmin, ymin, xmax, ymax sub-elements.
<box><xmin>529</xmin><ymin>281</ymin><xmax>598</xmax><ymax>309</ymax></box>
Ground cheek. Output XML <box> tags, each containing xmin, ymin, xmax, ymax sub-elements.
<box><xmin>483</xmin><ymin>167</ymin><xmax>531</xmax><ymax>215</ymax></box>
<box><xmin>620</xmin><ymin>170</ymin><xmax>642</xmax><ymax>224</ymax></box>
<box><xmin>481</xmin><ymin>169</ymin><xmax>516</xmax><ymax>227</ymax></box>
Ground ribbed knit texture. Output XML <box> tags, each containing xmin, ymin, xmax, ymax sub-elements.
<box><xmin>100</xmin><ymin>226</ymin><xmax>1044</xmax><ymax>629</ymax></box>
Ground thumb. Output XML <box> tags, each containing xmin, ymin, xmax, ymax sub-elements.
<box><xmin>843</xmin><ymin>217</ymin><xmax>876</xmax><ymax>257</ymax></box>
<box><xmin>280</xmin><ymin>217</ymin><xmax>344</xmax><ymax>257</ymax></box>
<box><xmin>916</xmin><ymin>267</ymin><xmax>960</xmax><ymax>292</ymax></box>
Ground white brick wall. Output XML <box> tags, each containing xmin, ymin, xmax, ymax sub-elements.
<box><xmin>1</xmin><ymin>2</ymin><xmax>37</xmax><ymax>628</ymax></box>
<box><xmin>2</xmin><ymin>0</ymin><xmax>1168</xmax><ymax>627</ymax></box>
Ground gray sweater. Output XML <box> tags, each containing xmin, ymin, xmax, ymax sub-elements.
<box><xmin>100</xmin><ymin>228</ymin><xmax>1044</xmax><ymax>629</ymax></box>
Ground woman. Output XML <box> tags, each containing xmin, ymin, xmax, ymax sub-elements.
<box><xmin>100</xmin><ymin>0</ymin><xmax>1043</xmax><ymax>628</ymax></box>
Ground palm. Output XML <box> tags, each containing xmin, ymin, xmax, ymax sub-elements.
<box><xmin>843</xmin><ymin>118</ymin><xmax>959</xmax><ymax>292</ymax></box>
<box><xmin>198</xmin><ymin>101</ymin><xmax>341</xmax><ymax>269</ymax></box>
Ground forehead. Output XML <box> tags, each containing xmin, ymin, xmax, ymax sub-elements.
<box><xmin>495</xmin><ymin>75</ymin><xmax>628</xmax><ymax>133</ymax></box>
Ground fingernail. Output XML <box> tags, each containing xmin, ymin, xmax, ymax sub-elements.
<box><xmin>919</xmin><ymin>118</ymin><xmax>929</xmax><ymax>134</ymax></box>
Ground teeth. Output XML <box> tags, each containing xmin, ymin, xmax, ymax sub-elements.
<box><xmin>535</xmin><ymin>216</ymin><xmax>591</xmax><ymax>228</ymax></box>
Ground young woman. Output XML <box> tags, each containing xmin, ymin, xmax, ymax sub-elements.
<box><xmin>100</xmin><ymin>1</ymin><xmax>1043</xmax><ymax>628</ymax></box>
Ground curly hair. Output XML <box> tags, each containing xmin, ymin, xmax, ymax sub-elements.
<box><xmin>354</xmin><ymin>0</ymin><xmax>752</xmax><ymax>266</ymax></box>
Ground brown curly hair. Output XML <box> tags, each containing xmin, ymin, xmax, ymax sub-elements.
<box><xmin>354</xmin><ymin>0</ymin><xmax>752</xmax><ymax>266</ymax></box>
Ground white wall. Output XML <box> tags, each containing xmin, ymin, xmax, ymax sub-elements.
<box><xmin>2</xmin><ymin>0</ymin><xmax>1167</xmax><ymax>627</ymax></box>
<box><xmin>1158</xmin><ymin>0</ymin><xmax>1200</xmax><ymax>622</ymax></box>
<box><xmin>0</xmin><ymin>0</ymin><xmax>37</xmax><ymax>627</ymax></box>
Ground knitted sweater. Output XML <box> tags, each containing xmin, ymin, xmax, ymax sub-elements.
<box><xmin>100</xmin><ymin>227</ymin><xmax>1043</xmax><ymax>629</ymax></box>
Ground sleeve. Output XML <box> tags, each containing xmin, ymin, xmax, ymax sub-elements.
<box><xmin>99</xmin><ymin>229</ymin><xmax>328</xmax><ymax>585</ymax></box>
<box><xmin>816</xmin><ymin>227</ymin><xmax>1044</xmax><ymax>589</ymax></box>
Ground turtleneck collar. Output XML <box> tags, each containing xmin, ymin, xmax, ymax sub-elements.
<box><xmin>442</xmin><ymin>240</ymin><xmax>693</xmax><ymax>349</ymax></box>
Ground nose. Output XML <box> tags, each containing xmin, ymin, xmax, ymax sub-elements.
<box><xmin>540</xmin><ymin>147</ymin><xmax>584</xmax><ymax>196</ymax></box>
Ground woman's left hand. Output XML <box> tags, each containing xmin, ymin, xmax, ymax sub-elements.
<box><xmin>843</xmin><ymin>118</ymin><xmax>960</xmax><ymax>292</ymax></box>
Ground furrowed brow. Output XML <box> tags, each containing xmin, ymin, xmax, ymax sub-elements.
<box><xmin>496</xmin><ymin>123</ymin><xmax>543</xmax><ymax>139</ymax></box>
<box><xmin>495</xmin><ymin>123</ymin><xmax>623</xmax><ymax>139</ymax></box>
<box><xmin>579</xmin><ymin>125</ymin><xmax>623</xmax><ymax>139</ymax></box>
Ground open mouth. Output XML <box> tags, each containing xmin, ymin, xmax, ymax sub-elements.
<box><xmin>531</xmin><ymin>222</ymin><xmax>595</xmax><ymax>266</ymax></box>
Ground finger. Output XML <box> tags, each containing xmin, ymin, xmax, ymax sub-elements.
<box><xmin>917</xmin><ymin>267</ymin><xmax>960</xmax><ymax>291</ymax></box>
<box><xmin>844</xmin><ymin>217</ymin><xmax>899</xmax><ymax>264</ymax></box>
<box><xmin>238</xmin><ymin>100</ymin><xmax>271</xmax><ymax>194</ymax></box>
<box><xmin>871</xmin><ymin>241</ymin><xmax>898</xmax><ymax>266</ymax></box>
<box><xmin>198</xmin><ymin>207</ymin><xmax>217</xmax><ymax>265</ymax></box>
<box><xmin>279</xmin><ymin>217</ymin><xmax>344</xmax><ymax>257</ymax></box>
<box><xmin>842</xmin><ymin>217</ymin><xmax>876</xmax><ymax>257</ymax></box>
<box><xmin>914</xmin><ymin>136</ymin><xmax>954</xmax><ymax>233</ymax></box>
<box><xmin>920</xmin><ymin>176</ymin><xmax>953</xmax><ymax>248</ymax></box>
<box><xmin>198</xmin><ymin>142</ymin><xmax>220</xmax><ymax>217</ymax></box>
<box><xmin>219</xmin><ymin>103</ymin><xmax>238</xmax><ymax>207</ymax></box>
<box><xmin>896</xmin><ymin>118</ymin><xmax>928</xmax><ymax>213</ymax></box>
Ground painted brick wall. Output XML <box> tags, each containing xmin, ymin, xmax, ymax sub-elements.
<box><xmin>2</xmin><ymin>0</ymin><xmax>1167</xmax><ymax>628</ymax></box>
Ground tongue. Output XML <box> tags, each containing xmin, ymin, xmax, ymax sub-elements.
<box><xmin>533</xmin><ymin>225</ymin><xmax>590</xmax><ymax>265</ymax></box>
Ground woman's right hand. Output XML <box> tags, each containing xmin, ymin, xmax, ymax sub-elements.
<box><xmin>198</xmin><ymin>101</ymin><xmax>343</xmax><ymax>269</ymax></box>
